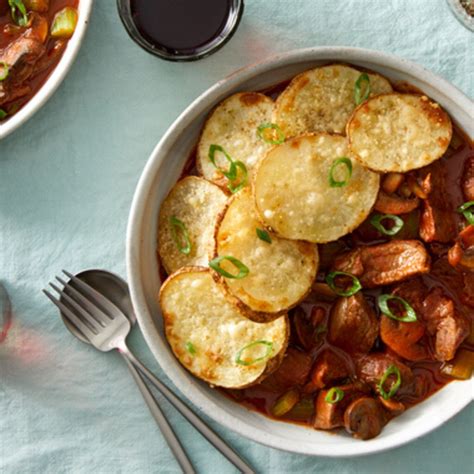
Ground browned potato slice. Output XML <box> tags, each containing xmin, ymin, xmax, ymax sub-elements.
<box><xmin>273</xmin><ymin>64</ymin><xmax>392</xmax><ymax>137</ymax></box>
<box><xmin>254</xmin><ymin>133</ymin><xmax>380</xmax><ymax>243</ymax></box>
<box><xmin>197</xmin><ymin>92</ymin><xmax>274</xmax><ymax>189</ymax></box>
<box><xmin>158</xmin><ymin>176</ymin><xmax>227</xmax><ymax>274</ymax></box>
<box><xmin>347</xmin><ymin>93</ymin><xmax>452</xmax><ymax>172</ymax></box>
<box><xmin>213</xmin><ymin>187</ymin><xmax>318</xmax><ymax>320</ymax></box>
<box><xmin>159</xmin><ymin>267</ymin><xmax>289</xmax><ymax>389</ymax></box>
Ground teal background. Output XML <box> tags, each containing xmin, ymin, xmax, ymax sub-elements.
<box><xmin>0</xmin><ymin>0</ymin><xmax>473</xmax><ymax>473</ymax></box>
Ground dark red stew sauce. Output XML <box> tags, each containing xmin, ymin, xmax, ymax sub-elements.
<box><xmin>168</xmin><ymin>77</ymin><xmax>474</xmax><ymax>439</ymax></box>
<box><xmin>0</xmin><ymin>0</ymin><xmax>79</xmax><ymax>118</ymax></box>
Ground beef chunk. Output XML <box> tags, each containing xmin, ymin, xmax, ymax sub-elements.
<box><xmin>356</xmin><ymin>353</ymin><xmax>414</xmax><ymax>397</ymax></box>
<box><xmin>420</xmin><ymin>288</ymin><xmax>469</xmax><ymax>361</ymax></box>
<box><xmin>333</xmin><ymin>240</ymin><xmax>430</xmax><ymax>288</ymax></box>
<box><xmin>310</xmin><ymin>350</ymin><xmax>350</xmax><ymax>389</ymax></box>
<box><xmin>264</xmin><ymin>348</ymin><xmax>313</xmax><ymax>391</ymax></box>
<box><xmin>0</xmin><ymin>14</ymin><xmax>47</xmax><ymax>106</ymax></box>
<box><xmin>419</xmin><ymin>162</ymin><xmax>457</xmax><ymax>243</ymax></box>
<box><xmin>462</xmin><ymin>155</ymin><xmax>474</xmax><ymax>202</ymax></box>
<box><xmin>328</xmin><ymin>293</ymin><xmax>378</xmax><ymax>354</ymax></box>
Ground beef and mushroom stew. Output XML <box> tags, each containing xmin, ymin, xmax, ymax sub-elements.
<box><xmin>0</xmin><ymin>0</ymin><xmax>79</xmax><ymax>121</ymax></box>
<box><xmin>156</xmin><ymin>64</ymin><xmax>474</xmax><ymax>440</ymax></box>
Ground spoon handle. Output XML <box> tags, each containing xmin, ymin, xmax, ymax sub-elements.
<box><xmin>120</xmin><ymin>346</ymin><xmax>255</xmax><ymax>474</ymax></box>
<box><xmin>122</xmin><ymin>354</ymin><xmax>196</xmax><ymax>474</ymax></box>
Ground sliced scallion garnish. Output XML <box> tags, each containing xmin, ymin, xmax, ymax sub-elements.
<box><xmin>325</xmin><ymin>387</ymin><xmax>344</xmax><ymax>404</ymax></box>
<box><xmin>271</xmin><ymin>389</ymin><xmax>299</xmax><ymax>417</ymax></box>
<box><xmin>0</xmin><ymin>62</ymin><xmax>9</xmax><ymax>81</ymax></box>
<box><xmin>256</xmin><ymin>228</ymin><xmax>272</xmax><ymax>243</ymax></box>
<box><xmin>325</xmin><ymin>271</ymin><xmax>362</xmax><ymax>297</ymax></box>
<box><xmin>8</xmin><ymin>0</ymin><xmax>28</xmax><ymax>27</ymax></box>
<box><xmin>208</xmin><ymin>144</ymin><xmax>237</xmax><ymax>180</ymax></box>
<box><xmin>315</xmin><ymin>324</ymin><xmax>327</xmax><ymax>335</ymax></box>
<box><xmin>209</xmin><ymin>256</ymin><xmax>249</xmax><ymax>279</ymax></box>
<box><xmin>170</xmin><ymin>216</ymin><xmax>192</xmax><ymax>255</ymax></box>
<box><xmin>378</xmin><ymin>294</ymin><xmax>417</xmax><ymax>322</ymax></box>
<box><xmin>370</xmin><ymin>213</ymin><xmax>404</xmax><ymax>236</ymax></box>
<box><xmin>227</xmin><ymin>160</ymin><xmax>248</xmax><ymax>194</ymax></box>
<box><xmin>458</xmin><ymin>201</ymin><xmax>474</xmax><ymax>226</ymax></box>
<box><xmin>329</xmin><ymin>157</ymin><xmax>352</xmax><ymax>188</ymax></box>
<box><xmin>185</xmin><ymin>341</ymin><xmax>196</xmax><ymax>356</ymax></box>
<box><xmin>377</xmin><ymin>364</ymin><xmax>401</xmax><ymax>400</ymax></box>
<box><xmin>51</xmin><ymin>7</ymin><xmax>78</xmax><ymax>39</ymax></box>
<box><xmin>354</xmin><ymin>73</ymin><xmax>371</xmax><ymax>105</ymax></box>
<box><xmin>235</xmin><ymin>340</ymin><xmax>273</xmax><ymax>366</ymax></box>
<box><xmin>257</xmin><ymin>123</ymin><xmax>285</xmax><ymax>145</ymax></box>
<box><xmin>0</xmin><ymin>109</ymin><xmax>7</xmax><ymax>120</ymax></box>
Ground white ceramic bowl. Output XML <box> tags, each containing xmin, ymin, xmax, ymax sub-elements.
<box><xmin>127</xmin><ymin>47</ymin><xmax>474</xmax><ymax>457</ymax></box>
<box><xmin>0</xmin><ymin>0</ymin><xmax>94</xmax><ymax>140</ymax></box>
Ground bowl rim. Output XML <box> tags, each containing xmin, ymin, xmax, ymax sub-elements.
<box><xmin>0</xmin><ymin>0</ymin><xmax>94</xmax><ymax>141</ymax></box>
<box><xmin>126</xmin><ymin>46</ymin><xmax>474</xmax><ymax>457</ymax></box>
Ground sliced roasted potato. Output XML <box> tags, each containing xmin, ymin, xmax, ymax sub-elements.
<box><xmin>213</xmin><ymin>187</ymin><xmax>318</xmax><ymax>319</ymax></box>
<box><xmin>158</xmin><ymin>177</ymin><xmax>227</xmax><ymax>274</ymax></box>
<box><xmin>347</xmin><ymin>93</ymin><xmax>452</xmax><ymax>172</ymax></box>
<box><xmin>160</xmin><ymin>267</ymin><xmax>289</xmax><ymax>388</ymax></box>
<box><xmin>197</xmin><ymin>92</ymin><xmax>274</xmax><ymax>189</ymax></box>
<box><xmin>254</xmin><ymin>133</ymin><xmax>380</xmax><ymax>243</ymax></box>
<box><xmin>273</xmin><ymin>64</ymin><xmax>392</xmax><ymax>137</ymax></box>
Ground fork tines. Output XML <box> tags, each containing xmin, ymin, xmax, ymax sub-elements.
<box><xmin>43</xmin><ymin>270</ymin><xmax>121</xmax><ymax>341</ymax></box>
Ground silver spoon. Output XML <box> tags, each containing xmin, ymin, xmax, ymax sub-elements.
<box><xmin>45</xmin><ymin>269</ymin><xmax>254</xmax><ymax>474</ymax></box>
<box><xmin>53</xmin><ymin>269</ymin><xmax>195</xmax><ymax>473</ymax></box>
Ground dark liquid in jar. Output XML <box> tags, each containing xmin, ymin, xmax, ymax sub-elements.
<box><xmin>130</xmin><ymin>0</ymin><xmax>232</xmax><ymax>53</ymax></box>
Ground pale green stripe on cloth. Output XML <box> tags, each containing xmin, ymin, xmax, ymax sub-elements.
<box><xmin>0</xmin><ymin>0</ymin><xmax>472</xmax><ymax>473</ymax></box>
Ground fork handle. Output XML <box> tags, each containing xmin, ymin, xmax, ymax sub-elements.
<box><xmin>120</xmin><ymin>347</ymin><xmax>255</xmax><ymax>474</ymax></box>
<box><xmin>122</xmin><ymin>354</ymin><xmax>196</xmax><ymax>474</ymax></box>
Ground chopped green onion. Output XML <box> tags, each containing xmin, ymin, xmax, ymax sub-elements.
<box><xmin>325</xmin><ymin>387</ymin><xmax>344</xmax><ymax>404</ymax></box>
<box><xmin>227</xmin><ymin>160</ymin><xmax>248</xmax><ymax>193</ymax></box>
<box><xmin>458</xmin><ymin>201</ymin><xmax>474</xmax><ymax>226</ymax></box>
<box><xmin>256</xmin><ymin>228</ymin><xmax>272</xmax><ymax>243</ymax></box>
<box><xmin>271</xmin><ymin>389</ymin><xmax>300</xmax><ymax>417</ymax></box>
<box><xmin>378</xmin><ymin>294</ymin><xmax>417</xmax><ymax>322</ymax></box>
<box><xmin>235</xmin><ymin>340</ymin><xmax>273</xmax><ymax>366</ymax></box>
<box><xmin>325</xmin><ymin>271</ymin><xmax>362</xmax><ymax>296</ymax></box>
<box><xmin>257</xmin><ymin>123</ymin><xmax>285</xmax><ymax>145</ymax></box>
<box><xmin>329</xmin><ymin>157</ymin><xmax>352</xmax><ymax>188</ymax></box>
<box><xmin>51</xmin><ymin>7</ymin><xmax>78</xmax><ymax>39</ymax></box>
<box><xmin>8</xmin><ymin>0</ymin><xmax>28</xmax><ymax>27</ymax></box>
<box><xmin>0</xmin><ymin>62</ymin><xmax>9</xmax><ymax>81</ymax></box>
<box><xmin>354</xmin><ymin>73</ymin><xmax>371</xmax><ymax>105</ymax></box>
<box><xmin>185</xmin><ymin>341</ymin><xmax>196</xmax><ymax>356</ymax></box>
<box><xmin>209</xmin><ymin>256</ymin><xmax>249</xmax><ymax>279</ymax></box>
<box><xmin>170</xmin><ymin>216</ymin><xmax>192</xmax><ymax>255</ymax></box>
<box><xmin>370</xmin><ymin>213</ymin><xmax>404</xmax><ymax>236</ymax></box>
<box><xmin>208</xmin><ymin>144</ymin><xmax>237</xmax><ymax>180</ymax></box>
<box><xmin>0</xmin><ymin>109</ymin><xmax>7</xmax><ymax>120</ymax></box>
<box><xmin>315</xmin><ymin>324</ymin><xmax>327</xmax><ymax>335</ymax></box>
<box><xmin>377</xmin><ymin>365</ymin><xmax>401</xmax><ymax>400</ymax></box>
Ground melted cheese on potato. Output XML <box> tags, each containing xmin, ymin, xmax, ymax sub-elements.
<box><xmin>254</xmin><ymin>133</ymin><xmax>380</xmax><ymax>243</ymax></box>
<box><xmin>347</xmin><ymin>93</ymin><xmax>452</xmax><ymax>172</ymax></box>
<box><xmin>160</xmin><ymin>268</ymin><xmax>289</xmax><ymax>388</ymax></box>
<box><xmin>197</xmin><ymin>92</ymin><xmax>274</xmax><ymax>189</ymax></box>
<box><xmin>158</xmin><ymin>177</ymin><xmax>227</xmax><ymax>273</ymax></box>
<box><xmin>214</xmin><ymin>187</ymin><xmax>318</xmax><ymax>319</ymax></box>
<box><xmin>273</xmin><ymin>65</ymin><xmax>392</xmax><ymax>137</ymax></box>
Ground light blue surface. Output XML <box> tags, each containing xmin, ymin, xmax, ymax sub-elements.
<box><xmin>1</xmin><ymin>1</ymin><xmax>473</xmax><ymax>473</ymax></box>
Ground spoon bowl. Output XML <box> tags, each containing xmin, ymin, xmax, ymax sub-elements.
<box><xmin>60</xmin><ymin>269</ymin><xmax>135</xmax><ymax>343</ymax></box>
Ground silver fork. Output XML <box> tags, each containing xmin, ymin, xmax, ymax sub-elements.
<box><xmin>44</xmin><ymin>270</ymin><xmax>254</xmax><ymax>474</ymax></box>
